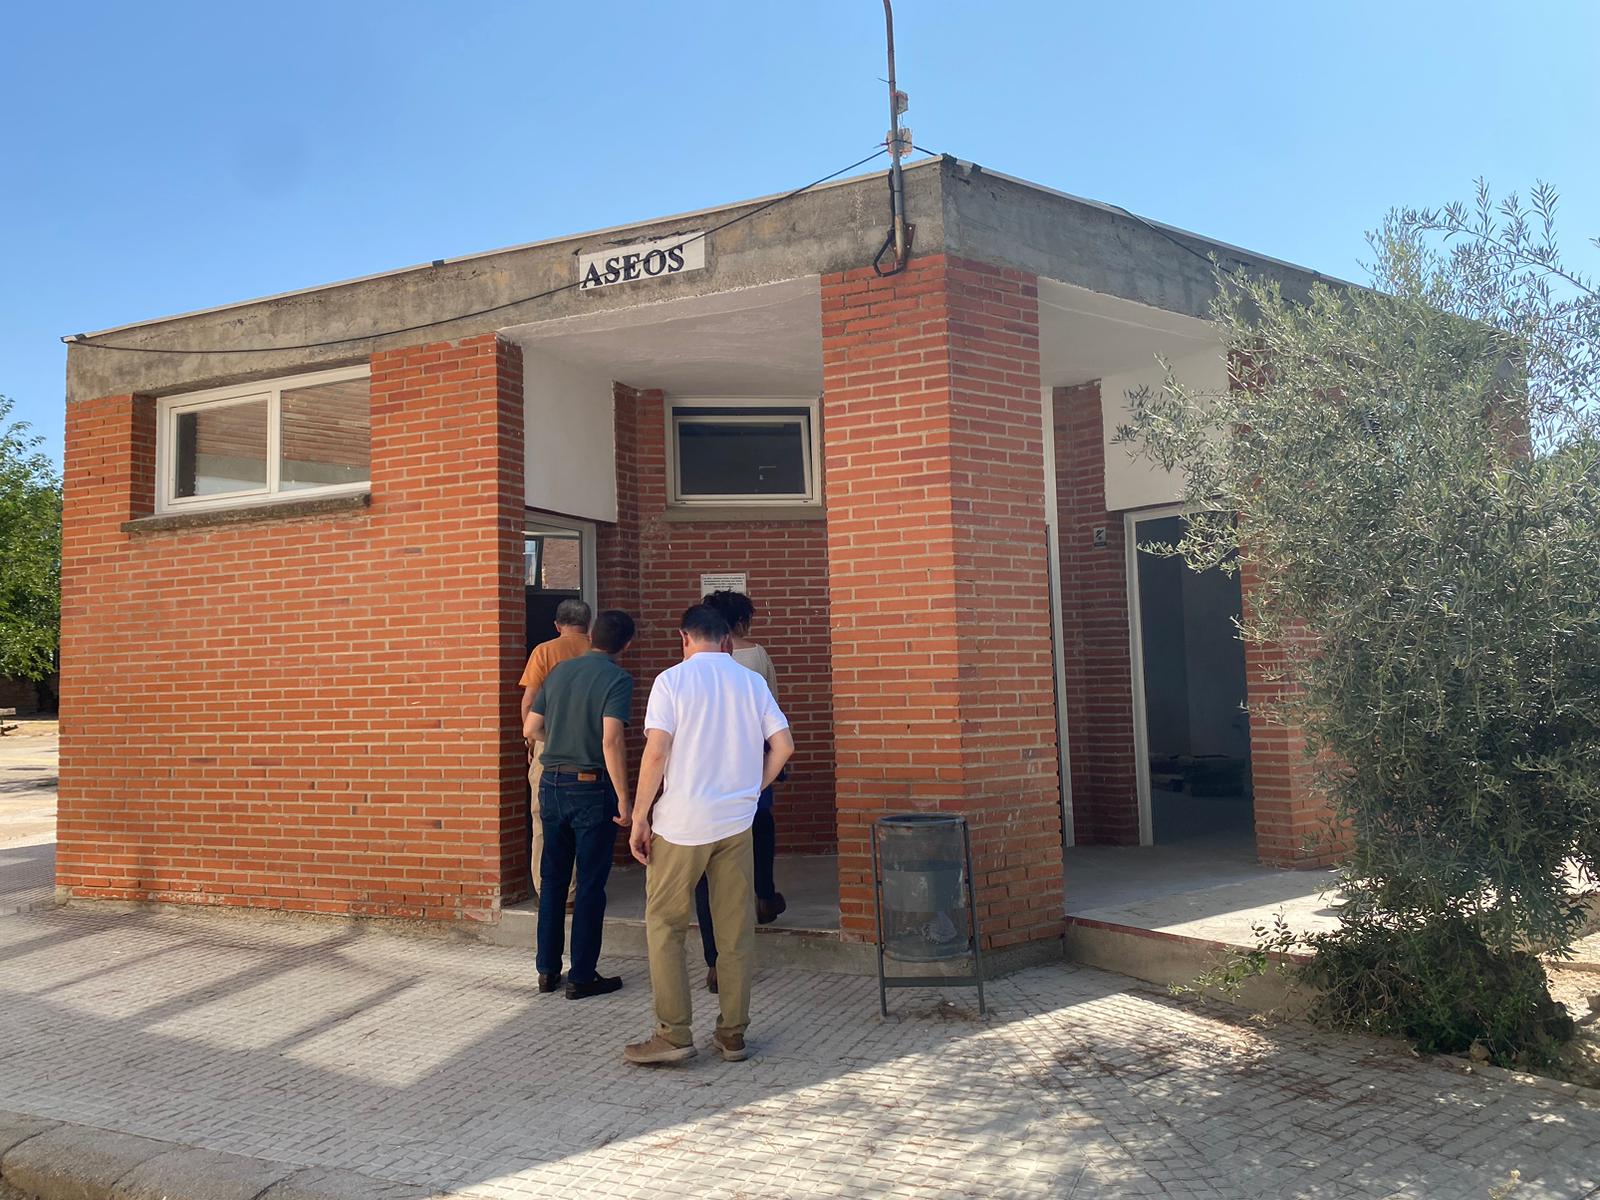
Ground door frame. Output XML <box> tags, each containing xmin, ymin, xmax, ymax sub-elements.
<box><xmin>1123</xmin><ymin>502</ymin><xmax>1191</xmax><ymax>847</ymax></box>
<box><xmin>523</xmin><ymin>510</ymin><xmax>598</xmax><ymax>608</ymax></box>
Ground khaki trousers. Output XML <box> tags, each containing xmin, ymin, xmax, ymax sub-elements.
<box><xmin>645</xmin><ymin>828</ymin><xmax>755</xmax><ymax>1046</ymax></box>
<box><xmin>527</xmin><ymin>748</ymin><xmax>574</xmax><ymax>903</ymax></box>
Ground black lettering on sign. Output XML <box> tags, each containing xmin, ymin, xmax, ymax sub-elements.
<box><xmin>603</xmin><ymin>257</ymin><xmax>622</xmax><ymax>284</ymax></box>
<box><xmin>667</xmin><ymin>246</ymin><xmax>685</xmax><ymax>270</ymax></box>
<box><xmin>581</xmin><ymin>263</ymin><xmax>605</xmax><ymax>288</ymax></box>
<box><xmin>642</xmin><ymin>248</ymin><xmax>667</xmax><ymax>276</ymax></box>
<box><xmin>621</xmin><ymin>252</ymin><xmax>643</xmax><ymax>281</ymax></box>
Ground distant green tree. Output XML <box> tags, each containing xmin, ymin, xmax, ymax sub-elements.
<box><xmin>0</xmin><ymin>396</ymin><xmax>62</xmax><ymax>682</ymax></box>
<box><xmin>1120</xmin><ymin>184</ymin><xmax>1600</xmax><ymax>1066</ymax></box>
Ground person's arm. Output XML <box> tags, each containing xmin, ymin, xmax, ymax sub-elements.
<box><xmin>629</xmin><ymin>729</ymin><xmax>673</xmax><ymax>864</ymax></box>
<box><xmin>523</xmin><ymin>683</ymin><xmax>548</xmax><ymax>742</ymax></box>
<box><xmin>518</xmin><ymin>648</ymin><xmax>549</xmax><ymax>724</ymax></box>
<box><xmin>603</xmin><ymin>716</ymin><xmax>631</xmax><ymax>828</ymax></box>
<box><xmin>761</xmin><ymin>727</ymin><xmax>794</xmax><ymax>790</ymax></box>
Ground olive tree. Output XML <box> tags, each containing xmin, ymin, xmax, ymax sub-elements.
<box><xmin>1120</xmin><ymin>184</ymin><xmax>1600</xmax><ymax>1064</ymax></box>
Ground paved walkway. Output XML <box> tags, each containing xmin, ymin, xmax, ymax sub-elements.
<box><xmin>2</xmin><ymin>905</ymin><xmax>1597</xmax><ymax>1199</ymax></box>
<box><xmin>0</xmin><ymin>718</ymin><xmax>57</xmax><ymax>915</ymax></box>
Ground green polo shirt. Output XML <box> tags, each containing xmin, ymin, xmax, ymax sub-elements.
<box><xmin>532</xmin><ymin>650</ymin><xmax>633</xmax><ymax>771</ymax></box>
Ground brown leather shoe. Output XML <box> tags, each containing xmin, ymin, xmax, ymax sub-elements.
<box><xmin>706</xmin><ymin>966</ymin><xmax>718</xmax><ymax>994</ymax></box>
<box><xmin>537</xmin><ymin>971</ymin><xmax>562</xmax><ymax>994</ymax></box>
<box><xmin>712</xmin><ymin>1030</ymin><xmax>748</xmax><ymax>1062</ymax></box>
<box><xmin>624</xmin><ymin>1033</ymin><xmax>697</xmax><ymax>1065</ymax></box>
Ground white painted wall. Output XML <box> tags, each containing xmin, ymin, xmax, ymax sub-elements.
<box><xmin>523</xmin><ymin>347</ymin><xmax>617</xmax><ymax>522</ymax></box>
<box><xmin>1100</xmin><ymin>346</ymin><xmax>1227</xmax><ymax>513</ymax></box>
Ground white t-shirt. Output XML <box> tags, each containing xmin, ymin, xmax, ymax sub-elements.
<box><xmin>644</xmin><ymin>651</ymin><xmax>790</xmax><ymax>846</ymax></box>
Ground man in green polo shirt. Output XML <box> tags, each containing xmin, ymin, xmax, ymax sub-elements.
<box><xmin>523</xmin><ymin>609</ymin><xmax>636</xmax><ymax>998</ymax></box>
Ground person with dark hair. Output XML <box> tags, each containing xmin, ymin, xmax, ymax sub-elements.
<box><xmin>623</xmin><ymin>604</ymin><xmax>794</xmax><ymax>1064</ymax></box>
<box><xmin>694</xmin><ymin>590</ymin><xmax>785</xmax><ymax>996</ymax></box>
<box><xmin>522</xmin><ymin>608</ymin><xmax>636</xmax><ymax>999</ymax></box>
<box><xmin>518</xmin><ymin>597</ymin><xmax>594</xmax><ymax>905</ymax></box>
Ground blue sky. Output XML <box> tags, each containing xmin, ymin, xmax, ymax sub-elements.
<box><xmin>5</xmin><ymin>0</ymin><xmax>1598</xmax><ymax>467</ymax></box>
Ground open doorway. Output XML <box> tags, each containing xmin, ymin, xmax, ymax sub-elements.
<box><xmin>523</xmin><ymin>515</ymin><xmax>596</xmax><ymax>654</ymax></box>
<box><xmin>1126</xmin><ymin>509</ymin><xmax>1253</xmax><ymax>847</ymax></box>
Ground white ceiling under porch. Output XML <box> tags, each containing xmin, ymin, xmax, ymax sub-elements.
<box><xmin>500</xmin><ymin>275</ymin><xmax>823</xmax><ymax>398</ymax></box>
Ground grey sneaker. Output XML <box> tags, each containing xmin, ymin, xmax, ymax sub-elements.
<box><xmin>712</xmin><ymin>1030</ymin><xmax>748</xmax><ymax>1062</ymax></box>
<box><xmin>623</xmin><ymin>1033</ymin><xmax>697</xmax><ymax>1065</ymax></box>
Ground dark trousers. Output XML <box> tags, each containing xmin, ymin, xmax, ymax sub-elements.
<box><xmin>536</xmin><ymin>772</ymin><xmax>618</xmax><ymax>983</ymax></box>
<box><xmin>697</xmin><ymin>789</ymin><xmax>775</xmax><ymax>967</ymax></box>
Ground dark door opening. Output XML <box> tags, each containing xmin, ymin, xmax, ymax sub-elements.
<box><xmin>1132</xmin><ymin>513</ymin><xmax>1253</xmax><ymax>845</ymax></box>
<box><xmin>523</xmin><ymin>523</ymin><xmax>587</xmax><ymax>655</ymax></box>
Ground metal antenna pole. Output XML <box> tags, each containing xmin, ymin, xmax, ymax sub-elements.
<box><xmin>883</xmin><ymin>0</ymin><xmax>909</xmax><ymax>269</ymax></box>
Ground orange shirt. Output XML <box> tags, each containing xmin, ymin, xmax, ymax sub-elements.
<box><xmin>519</xmin><ymin>629</ymin><xmax>592</xmax><ymax>698</ymax></box>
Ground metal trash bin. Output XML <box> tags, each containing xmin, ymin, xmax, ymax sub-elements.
<box><xmin>871</xmin><ymin>814</ymin><xmax>985</xmax><ymax>1017</ymax></box>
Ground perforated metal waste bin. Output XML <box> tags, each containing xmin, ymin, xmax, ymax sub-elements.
<box><xmin>871</xmin><ymin>814</ymin><xmax>985</xmax><ymax>1017</ymax></box>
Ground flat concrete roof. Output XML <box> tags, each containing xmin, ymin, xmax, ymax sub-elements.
<box><xmin>64</xmin><ymin>155</ymin><xmax>1339</xmax><ymax>403</ymax></box>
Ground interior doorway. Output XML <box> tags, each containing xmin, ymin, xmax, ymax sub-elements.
<box><xmin>1126</xmin><ymin>508</ymin><xmax>1253</xmax><ymax>847</ymax></box>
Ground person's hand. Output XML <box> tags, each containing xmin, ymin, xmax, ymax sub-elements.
<box><xmin>629</xmin><ymin>819</ymin><xmax>652</xmax><ymax>865</ymax></box>
<box><xmin>614</xmin><ymin>801</ymin><xmax>632</xmax><ymax>829</ymax></box>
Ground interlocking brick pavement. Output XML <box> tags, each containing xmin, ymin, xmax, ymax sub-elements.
<box><xmin>1</xmin><ymin>905</ymin><xmax>1596</xmax><ymax>1199</ymax></box>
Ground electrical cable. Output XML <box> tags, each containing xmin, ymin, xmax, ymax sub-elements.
<box><xmin>67</xmin><ymin>147</ymin><xmax>892</xmax><ymax>355</ymax></box>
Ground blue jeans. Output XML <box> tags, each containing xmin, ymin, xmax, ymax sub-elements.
<box><xmin>537</xmin><ymin>772</ymin><xmax>618</xmax><ymax>983</ymax></box>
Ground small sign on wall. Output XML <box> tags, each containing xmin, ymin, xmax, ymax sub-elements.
<box><xmin>700</xmin><ymin>572</ymin><xmax>748</xmax><ymax>596</ymax></box>
<box><xmin>578</xmin><ymin>233</ymin><xmax>706</xmax><ymax>291</ymax></box>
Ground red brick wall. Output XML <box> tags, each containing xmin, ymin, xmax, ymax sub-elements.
<box><xmin>58</xmin><ymin>334</ymin><xmax>527</xmax><ymax>921</ymax></box>
<box><xmin>822</xmin><ymin>255</ymin><xmax>1063</xmax><ymax>950</ymax></box>
<box><xmin>597</xmin><ymin>384</ymin><xmax>837</xmax><ymax>853</ymax></box>
<box><xmin>1052</xmin><ymin>382</ymin><xmax>1140</xmax><ymax>845</ymax></box>
<box><xmin>1240</xmin><ymin>564</ymin><xmax>1341</xmax><ymax>867</ymax></box>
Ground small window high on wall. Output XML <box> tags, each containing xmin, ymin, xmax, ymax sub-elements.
<box><xmin>156</xmin><ymin>366</ymin><xmax>371</xmax><ymax>512</ymax></box>
<box><xmin>667</xmin><ymin>399</ymin><xmax>819</xmax><ymax>506</ymax></box>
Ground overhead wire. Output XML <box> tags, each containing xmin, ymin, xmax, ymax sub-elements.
<box><xmin>66</xmin><ymin>146</ymin><xmax>893</xmax><ymax>355</ymax></box>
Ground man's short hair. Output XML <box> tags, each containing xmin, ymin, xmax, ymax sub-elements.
<box><xmin>591</xmin><ymin>609</ymin><xmax>635</xmax><ymax>654</ymax></box>
<box><xmin>701</xmin><ymin>589</ymin><xmax>755</xmax><ymax>631</ymax></box>
<box><xmin>679</xmin><ymin>603</ymin><xmax>731</xmax><ymax>645</ymax></box>
<box><xmin>554</xmin><ymin>598</ymin><xmax>593</xmax><ymax>629</ymax></box>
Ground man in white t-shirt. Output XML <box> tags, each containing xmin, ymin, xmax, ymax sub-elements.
<box><xmin>623</xmin><ymin>603</ymin><xmax>794</xmax><ymax>1065</ymax></box>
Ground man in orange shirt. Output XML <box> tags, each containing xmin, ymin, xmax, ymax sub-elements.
<box><xmin>520</xmin><ymin>599</ymin><xmax>593</xmax><ymax>904</ymax></box>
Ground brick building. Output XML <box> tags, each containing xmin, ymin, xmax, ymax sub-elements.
<box><xmin>58</xmin><ymin>157</ymin><xmax>1333</xmax><ymax>966</ymax></box>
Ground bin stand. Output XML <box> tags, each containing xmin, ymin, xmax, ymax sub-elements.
<box><xmin>871</xmin><ymin>817</ymin><xmax>987</xmax><ymax>1018</ymax></box>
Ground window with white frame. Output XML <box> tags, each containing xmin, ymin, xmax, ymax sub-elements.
<box><xmin>668</xmin><ymin>399</ymin><xmax>819</xmax><ymax>506</ymax></box>
<box><xmin>157</xmin><ymin>366</ymin><xmax>372</xmax><ymax>512</ymax></box>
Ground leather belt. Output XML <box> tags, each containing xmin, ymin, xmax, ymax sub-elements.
<box><xmin>547</xmin><ymin>766</ymin><xmax>605</xmax><ymax>782</ymax></box>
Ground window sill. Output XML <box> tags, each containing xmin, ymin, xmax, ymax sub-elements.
<box><xmin>660</xmin><ymin>504</ymin><xmax>825</xmax><ymax>524</ymax></box>
<box><xmin>123</xmin><ymin>492</ymin><xmax>372</xmax><ymax>535</ymax></box>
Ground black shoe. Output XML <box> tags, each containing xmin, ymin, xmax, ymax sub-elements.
<box><xmin>757</xmin><ymin>893</ymin><xmax>787</xmax><ymax>926</ymax></box>
<box><xmin>565</xmin><ymin>974</ymin><xmax>623</xmax><ymax>999</ymax></box>
<box><xmin>538</xmin><ymin>971</ymin><xmax>563</xmax><ymax>994</ymax></box>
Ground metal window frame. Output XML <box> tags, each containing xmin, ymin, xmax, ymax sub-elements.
<box><xmin>665</xmin><ymin>396</ymin><xmax>821</xmax><ymax>507</ymax></box>
<box><xmin>155</xmin><ymin>364</ymin><xmax>372</xmax><ymax>514</ymax></box>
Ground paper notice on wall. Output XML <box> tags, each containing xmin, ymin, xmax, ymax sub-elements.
<box><xmin>699</xmin><ymin>572</ymin><xmax>748</xmax><ymax>596</ymax></box>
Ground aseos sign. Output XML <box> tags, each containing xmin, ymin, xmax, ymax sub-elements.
<box><xmin>577</xmin><ymin>233</ymin><xmax>706</xmax><ymax>292</ymax></box>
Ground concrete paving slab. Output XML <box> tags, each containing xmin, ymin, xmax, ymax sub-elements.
<box><xmin>2</xmin><ymin>1127</ymin><xmax>171</xmax><ymax>1200</ymax></box>
<box><xmin>261</xmin><ymin>1166</ymin><xmax>451</xmax><ymax>1200</ymax></box>
<box><xmin>3</xmin><ymin>904</ymin><xmax>1598</xmax><ymax>1198</ymax></box>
